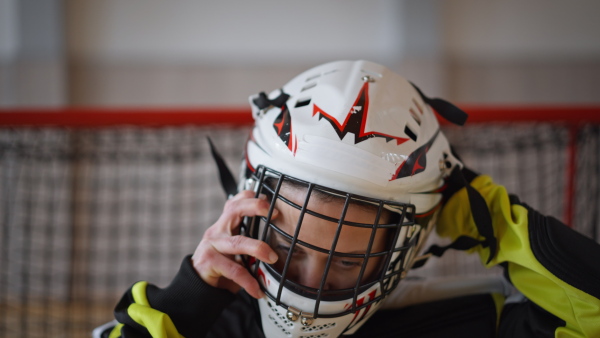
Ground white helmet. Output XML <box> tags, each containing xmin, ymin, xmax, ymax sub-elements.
<box><xmin>239</xmin><ymin>60</ymin><xmax>463</xmax><ymax>338</ymax></box>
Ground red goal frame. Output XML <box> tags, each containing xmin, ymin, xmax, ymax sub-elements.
<box><xmin>2</xmin><ymin>105</ymin><xmax>600</xmax><ymax>227</ymax></box>
<box><xmin>1</xmin><ymin>105</ymin><xmax>600</xmax><ymax>127</ymax></box>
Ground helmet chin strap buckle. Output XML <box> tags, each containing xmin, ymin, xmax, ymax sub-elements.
<box><xmin>300</xmin><ymin>313</ymin><xmax>314</xmax><ymax>326</ymax></box>
<box><xmin>440</xmin><ymin>152</ymin><xmax>464</xmax><ymax>179</ymax></box>
<box><xmin>286</xmin><ymin>306</ymin><xmax>314</xmax><ymax>326</ymax></box>
<box><xmin>286</xmin><ymin>306</ymin><xmax>300</xmax><ymax>321</ymax></box>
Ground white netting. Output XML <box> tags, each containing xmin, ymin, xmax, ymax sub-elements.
<box><xmin>0</xmin><ymin>122</ymin><xmax>598</xmax><ymax>337</ymax></box>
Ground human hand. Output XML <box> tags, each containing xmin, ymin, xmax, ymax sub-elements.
<box><xmin>191</xmin><ymin>190</ymin><xmax>279</xmax><ymax>299</ymax></box>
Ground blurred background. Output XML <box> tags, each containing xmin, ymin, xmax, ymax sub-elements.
<box><xmin>1</xmin><ymin>1</ymin><xmax>599</xmax><ymax>337</ymax></box>
<box><xmin>1</xmin><ymin>0</ymin><xmax>599</xmax><ymax>108</ymax></box>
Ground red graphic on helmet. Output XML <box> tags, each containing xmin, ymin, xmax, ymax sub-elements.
<box><xmin>392</xmin><ymin>130</ymin><xmax>440</xmax><ymax>180</ymax></box>
<box><xmin>313</xmin><ymin>82</ymin><xmax>409</xmax><ymax>146</ymax></box>
<box><xmin>345</xmin><ymin>289</ymin><xmax>377</xmax><ymax>330</ymax></box>
<box><xmin>256</xmin><ymin>266</ymin><xmax>268</xmax><ymax>286</ymax></box>
<box><xmin>272</xmin><ymin>105</ymin><xmax>294</xmax><ymax>151</ymax></box>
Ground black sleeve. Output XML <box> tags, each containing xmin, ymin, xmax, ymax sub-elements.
<box><xmin>350</xmin><ymin>293</ymin><xmax>500</xmax><ymax>338</ymax></box>
<box><xmin>499</xmin><ymin>298</ymin><xmax>566</xmax><ymax>338</ymax></box>
<box><xmin>110</xmin><ymin>255</ymin><xmax>237</xmax><ymax>338</ymax></box>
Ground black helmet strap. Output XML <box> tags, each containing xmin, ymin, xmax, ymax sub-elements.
<box><xmin>410</xmin><ymin>83</ymin><xmax>468</xmax><ymax>126</ymax></box>
<box><xmin>208</xmin><ymin>137</ymin><xmax>238</xmax><ymax>199</ymax></box>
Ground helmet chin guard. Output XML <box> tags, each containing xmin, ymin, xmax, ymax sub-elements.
<box><xmin>238</xmin><ymin>60</ymin><xmax>464</xmax><ymax>338</ymax></box>
<box><xmin>256</xmin><ymin>262</ymin><xmax>382</xmax><ymax>338</ymax></box>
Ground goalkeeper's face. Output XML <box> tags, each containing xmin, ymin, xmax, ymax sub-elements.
<box><xmin>248</xmin><ymin>179</ymin><xmax>411</xmax><ymax>338</ymax></box>
<box><xmin>260</xmin><ymin>182</ymin><xmax>393</xmax><ymax>295</ymax></box>
<box><xmin>238</xmin><ymin>170</ymin><xmax>420</xmax><ymax>338</ymax></box>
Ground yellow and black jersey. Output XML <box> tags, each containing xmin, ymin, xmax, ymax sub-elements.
<box><xmin>435</xmin><ymin>169</ymin><xmax>600</xmax><ymax>337</ymax></box>
<box><xmin>98</xmin><ymin>170</ymin><xmax>600</xmax><ymax>338</ymax></box>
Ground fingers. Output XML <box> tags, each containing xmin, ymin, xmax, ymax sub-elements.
<box><xmin>192</xmin><ymin>190</ymin><xmax>279</xmax><ymax>299</ymax></box>
<box><xmin>194</xmin><ymin>245</ymin><xmax>265</xmax><ymax>299</ymax></box>
<box><xmin>210</xmin><ymin>190</ymin><xmax>278</xmax><ymax>236</ymax></box>
<box><xmin>212</xmin><ymin>235</ymin><xmax>278</xmax><ymax>264</ymax></box>
<box><xmin>193</xmin><ymin>236</ymin><xmax>277</xmax><ymax>299</ymax></box>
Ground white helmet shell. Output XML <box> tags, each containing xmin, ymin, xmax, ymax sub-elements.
<box><xmin>247</xmin><ymin>60</ymin><xmax>452</xmax><ymax>214</ymax></box>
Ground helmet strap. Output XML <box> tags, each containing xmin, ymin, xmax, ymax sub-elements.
<box><xmin>410</xmin><ymin>83</ymin><xmax>469</xmax><ymax>126</ymax></box>
<box><xmin>207</xmin><ymin>137</ymin><xmax>238</xmax><ymax>198</ymax></box>
<box><xmin>252</xmin><ymin>90</ymin><xmax>290</xmax><ymax>110</ymax></box>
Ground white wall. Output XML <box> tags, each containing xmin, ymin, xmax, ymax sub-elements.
<box><xmin>68</xmin><ymin>0</ymin><xmax>405</xmax><ymax>66</ymax></box>
<box><xmin>0</xmin><ymin>0</ymin><xmax>18</xmax><ymax>105</ymax></box>
<box><xmin>2</xmin><ymin>0</ymin><xmax>600</xmax><ymax>106</ymax></box>
<box><xmin>66</xmin><ymin>0</ymin><xmax>414</xmax><ymax>105</ymax></box>
<box><xmin>440</xmin><ymin>0</ymin><xmax>600</xmax><ymax>103</ymax></box>
<box><xmin>443</xmin><ymin>0</ymin><xmax>600</xmax><ymax>60</ymax></box>
<box><xmin>65</xmin><ymin>0</ymin><xmax>600</xmax><ymax>105</ymax></box>
<box><xmin>0</xmin><ymin>0</ymin><xmax>66</xmax><ymax>107</ymax></box>
<box><xmin>67</xmin><ymin>1</ymin><xmax>600</xmax><ymax>64</ymax></box>
<box><xmin>0</xmin><ymin>0</ymin><xmax>18</xmax><ymax>62</ymax></box>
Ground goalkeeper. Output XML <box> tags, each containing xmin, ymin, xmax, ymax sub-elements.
<box><xmin>97</xmin><ymin>60</ymin><xmax>600</xmax><ymax>338</ymax></box>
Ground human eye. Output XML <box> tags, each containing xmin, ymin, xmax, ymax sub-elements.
<box><xmin>341</xmin><ymin>261</ymin><xmax>361</xmax><ymax>268</ymax></box>
<box><xmin>274</xmin><ymin>242</ymin><xmax>304</xmax><ymax>257</ymax></box>
<box><xmin>275</xmin><ymin>243</ymin><xmax>291</xmax><ymax>253</ymax></box>
<box><xmin>268</xmin><ymin>229</ymin><xmax>293</xmax><ymax>253</ymax></box>
<box><xmin>335</xmin><ymin>257</ymin><xmax>363</xmax><ymax>269</ymax></box>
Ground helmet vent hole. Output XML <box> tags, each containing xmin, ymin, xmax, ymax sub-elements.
<box><xmin>409</xmin><ymin>108</ymin><xmax>422</xmax><ymax>125</ymax></box>
<box><xmin>301</xmin><ymin>82</ymin><xmax>317</xmax><ymax>92</ymax></box>
<box><xmin>301</xmin><ymin>322</ymin><xmax>336</xmax><ymax>332</ymax></box>
<box><xmin>270</xmin><ymin>306</ymin><xmax>294</xmax><ymax>327</ymax></box>
<box><xmin>295</xmin><ymin>98</ymin><xmax>312</xmax><ymax>108</ymax></box>
<box><xmin>267</xmin><ymin>314</ymin><xmax>292</xmax><ymax>335</ymax></box>
<box><xmin>412</xmin><ymin>98</ymin><xmax>425</xmax><ymax>115</ymax></box>
<box><xmin>306</xmin><ymin>74</ymin><xmax>321</xmax><ymax>81</ymax></box>
<box><xmin>404</xmin><ymin>125</ymin><xmax>418</xmax><ymax>142</ymax></box>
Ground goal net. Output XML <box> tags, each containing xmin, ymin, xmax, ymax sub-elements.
<box><xmin>1</xmin><ymin>108</ymin><xmax>598</xmax><ymax>337</ymax></box>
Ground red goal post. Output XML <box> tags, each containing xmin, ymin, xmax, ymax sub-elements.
<box><xmin>1</xmin><ymin>105</ymin><xmax>599</xmax><ymax>126</ymax></box>
<box><xmin>2</xmin><ymin>105</ymin><xmax>599</xmax><ymax>227</ymax></box>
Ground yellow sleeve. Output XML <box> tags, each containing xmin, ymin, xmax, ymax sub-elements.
<box><xmin>437</xmin><ymin>175</ymin><xmax>600</xmax><ymax>338</ymax></box>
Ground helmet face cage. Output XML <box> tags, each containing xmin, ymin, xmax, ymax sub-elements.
<box><xmin>242</xmin><ymin>166</ymin><xmax>420</xmax><ymax>319</ymax></box>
